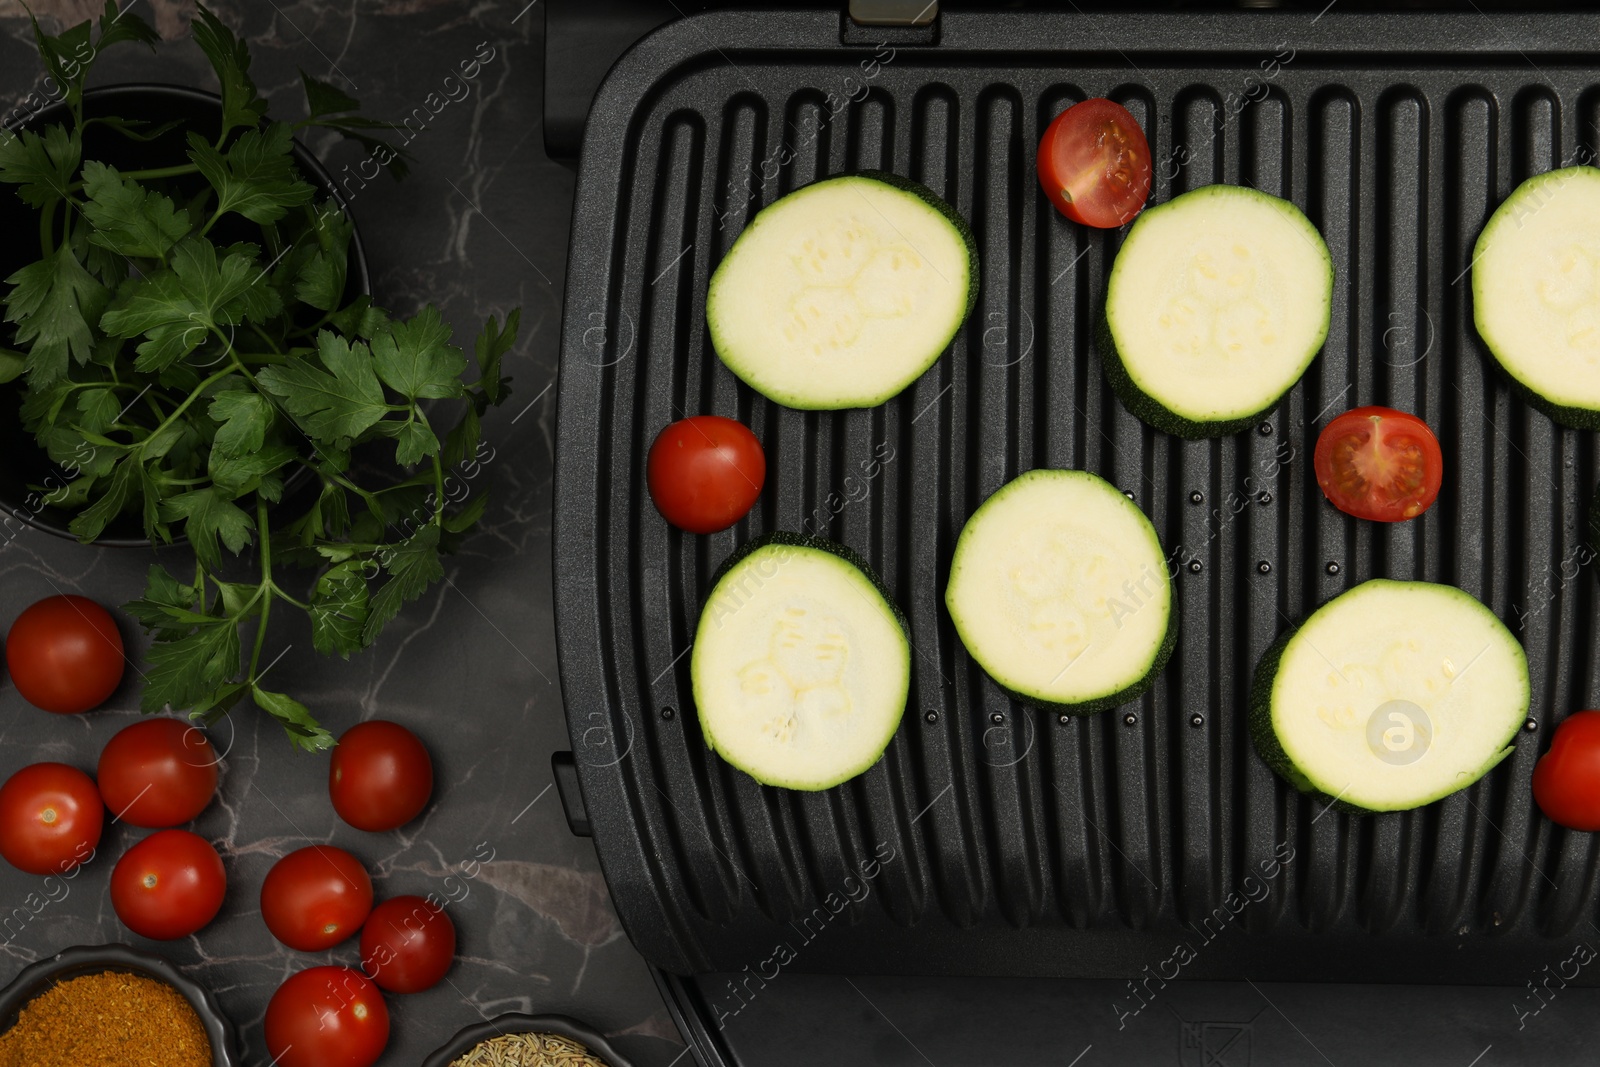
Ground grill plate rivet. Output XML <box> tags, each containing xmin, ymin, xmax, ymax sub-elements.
<box><xmin>661</xmin><ymin>707</ymin><xmax>674</xmax><ymax>721</ymax></box>
<box><xmin>990</xmin><ymin>712</ymin><xmax>1004</xmax><ymax>725</ymax></box>
<box><xmin>1058</xmin><ymin>714</ymin><xmax>1070</xmax><ymax>725</ymax></box>
<box><xmin>1187</xmin><ymin>560</ymin><xmax>1203</xmax><ymax>574</ymax></box>
<box><xmin>1524</xmin><ymin>719</ymin><xmax>1538</xmax><ymax>732</ymax></box>
<box><xmin>1257</xmin><ymin>560</ymin><xmax>1272</xmax><ymax>574</ymax></box>
<box><xmin>1257</xmin><ymin>491</ymin><xmax>1273</xmax><ymax>505</ymax></box>
<box><xmin>1258</xmin><ymin>422</ymin><xmax>1274</xmax><ymax>436</ymax></box>
<box><xmin>1123</xmin><ymin>713</ymin><xmax>1138</xmax><ymax>726</ymax></box>
<box><xmin>925</xmin><ymin>710</ymin><xmax>939</xmax><ymax>724</ymax></box>
<box><xmin>1189</xmin><ymin>490</ymin><xmax>1204</xmax><ymax>504</ymax></box>
<box><xmin>1190</xmin><ymin>713</ymin><xmax>1204</xmax><ymax>727</ymax></box>
<box><xmin>1326</xmin><ymin>561</ymin><xmax>1341</xmax><ymax>575</ymax></box>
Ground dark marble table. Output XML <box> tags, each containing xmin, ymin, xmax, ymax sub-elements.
<box><xmin>0</xmin><ymin>2</ymin><xmax>685</xmax><ymax>1064</ymax></box>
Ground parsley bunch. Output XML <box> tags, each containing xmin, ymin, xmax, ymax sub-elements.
<box><xmin>0</xmin><ymin>4</ymin><xmax>518</xmax><ymax>750</ymax></box>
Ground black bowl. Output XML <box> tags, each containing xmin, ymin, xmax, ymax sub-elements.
<box><xmin>0</xmin><ymin>83</ymin><xmax>370</xmax><ymax>545</ymax></box>
<box><xmin>0</xmin><ymin>942</ymin><xmax>238</xmax><ymax>1065</ymax></box>
<box><xmin>421</xmin><ymin>1013</ymin><xmax>637</xmax><ymax>1067</ymax></box>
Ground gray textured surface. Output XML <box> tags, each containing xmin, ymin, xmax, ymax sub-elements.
<box><xmin>0</xmin><ymin>2</ymin><xmax>683</xmax><ymax>1064</ymax></box>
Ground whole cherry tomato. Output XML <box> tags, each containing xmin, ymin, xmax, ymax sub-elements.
<box><xmin>647</xmin><ymin>416</ymin><xmax>765</xmax><ymax>534</ymax></box>
<box><xmin>5</xmin><ymin>595</ymin><xmax>124</xmax><ymax>713</ymax></box>
<box><xmin>1534</xmin><ymin>710</ymin><xmax>1600</xmax><ymax>831</ymax></box>
<box><xmin>329</xmin><ymin>721</ymin><xmax>433</xmax><ymax>832</ymax></box>
<box><xmin>264</xmin><ymin>966</ymin><xmax>389</xmax><ymax>1067</ymax></box>
<box><xmin>97</xmin><ymin>718</ymin><xmax>219</xmax><ymax>828</ymax></box>
<box><xmin>0</xmin><ymin>763</ymin><xmax>102</xmax><ymax>875</ymax></box>
<box><xmin>109</xmin><ymin>829</ymin><xmax>226</xmax><ymax>940</ymax></box>
<box><xmin>360</xmin><ymin>895</ymin><xmax>457</xmax><ymax>993</ymax></box>
<box><xmin>261</xmin><ymin>845</ymin><xmax>373</xmax><ymax>951</ymax></box>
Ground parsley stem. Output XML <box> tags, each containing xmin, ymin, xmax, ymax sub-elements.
<box><xmin>112</xmin><ymin>162</ymin><xmax>201</xmax><ymax>183</ymax></box>
<box><xmin>198</xmin><ymin>204</ymin><xmax>227</xmax><ymax>239</ymax></box>
<box><xmin>268</xmin><ymin>581</ymin><xmax>309</xmax><ymax>610</ymax></box>
<box><xmin>248</xmin><ymin>497</ymin><xmax>275</xmax><ymax>682</ymax></box>
<box><xmin>432</xmin><ymin>453</ymin><xmax>445</xmax><ymax>522</ymax></box>
<box><xmin>135</xmin><ymin>366</ymin><xmax>237</xmax><ymax>456</ymax></box>
<box><xmin>39</xmin><ymin>199</ymin><xmax>56</xmax><ymax>257</ymax></box>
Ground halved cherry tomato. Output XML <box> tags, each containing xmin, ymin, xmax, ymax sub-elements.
<box><xmin>1313</xmin><ymin>406</ymin><xmax>1443</xmax><ymax>522</ymax></box>
<box><xmin>265</xmin><ymin>966</ymin><xmax>389</xmax><ymax>1067</ymax></box>
<box><xmin>1534</xmin><ymin>710</ymin><xmax>1600</xmax><ymax>831</ymax></box>
<box><xmin>647</xmin><ymin>415</ymin><xmax>766</xmax><ymax>534</ymax></box>
<box><xmin>1036</xmin><ymin>98</ymin><xmax>1152</xmax><ymax>228</ymax></box>
<box><xmin>4</xmin><ymin>595</ymin><xmax>124</xmax><ymax>713</ymax></box>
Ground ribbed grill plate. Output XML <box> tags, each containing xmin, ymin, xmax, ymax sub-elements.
<box><xmin>554</xmin><ymin>9</ymin><xmax>1600</xmax><ymax>980</ymax></box>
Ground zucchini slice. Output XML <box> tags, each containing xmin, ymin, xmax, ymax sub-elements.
<box><xmin>1102</xmin><ymin>184</ymin><xmax>1333</xmax><ymax>438</ymax></box>
<box><xmin>1472</xmin><ymin>166</ymin><xmax>1600</xmax><ymax>429</ymax></box>
<box><xmin>691</xmin><ymin>534</ymin><xmax>909</xmax><ymax>791</ymax></box>
<box><xmin>1250</xmin><ymin>580</ymin><xmax>1529</xmax><ymax>814</ymax></box>
<box><xmin>707</xmin><ymin>172</ymin><xmax>978</xmax><ymax>410</ymax></box>
<box><xmin>945</xmin><ymin>469</ymin><xmax>1175</xmax><ymax>715</ymax></box>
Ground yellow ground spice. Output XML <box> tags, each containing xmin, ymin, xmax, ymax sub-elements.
<box><xmin>0</xmin><ymin>970</ymin><xmax>211</xmax><ymax>1067</ymax></box>
<box><xmin>450</xmin><ymin>1031</ymin><xmax>610</xmax><ymax>1067</ymax></box>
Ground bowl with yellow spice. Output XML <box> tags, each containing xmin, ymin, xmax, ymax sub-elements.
<box><xmin>0</xmin><ymin>943</ymin><xmax>235</xmax><ymax>1067</ymax></box>
<box><xmin>421</xmin><ymin>1013</ymin><xmax>636</xmax><ymax>1067</ymax></box>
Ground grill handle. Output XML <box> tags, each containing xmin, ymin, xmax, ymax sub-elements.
<box><xmin>551</xmin><ymin>751</ymin><xmax>592</xmax><ymax>837</ymax></box>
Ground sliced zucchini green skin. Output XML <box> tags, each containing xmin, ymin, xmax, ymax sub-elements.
<box><xmin>1099</xmin><ymin>185</ymin><xmax>1333</xmax><ymax>439</ymax></box>
<box><xmin>991</xmin><ymin>609</ymin><xmax>1177</xmax><ymax>718</ymax></box>
<box><xmin>1493</xmin><ymin>364</ymin><xmax>1600</xmax><ymax>432</ymax></box>
<box><xmin>855</xmin><ymin>170</ymin><xmax>981</xmax><ymax>326</ymax></box>
<box><xmin>694</xmin><ymin>532</ymin><xmax>909</xmax><ymax>791</ymax></box>
<box><xmin>1249</xmin><ymin>583</ymin><xmax>1526</xmax><ymax>816</ymax></box>
<box><xmin>1096</xmin><ymin>315</ymin><xmax>1286</xmax><ymax>439</ymax></box>
<box><xmin>1471</xmin><ymin>167</ymin><xmax>1600</xmax><ymax>431</ymax></box>
<box><xmin>707</xmin><ymin>171</ymin><xmax>979</xmax><ymax>411</ymax></box>
<box><xmin>945</xmin><ymin>469</ymin><xmax>1178</xmax><ymax>716</ymax></box>
<box><xmin>705</xmin><ymin>531</ymin><xmax>906</xmax><ymax>628</ymax></box>
<box><xmin>1248</xmin><ymin>624</ymin><xmax>1362</xmax><ymax>811</ymax></box>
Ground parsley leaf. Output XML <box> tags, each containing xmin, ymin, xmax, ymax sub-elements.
<box><xmin>473</xmin><ymin>308</ymin><xmax>519</xmax><ymax>405</ymax></box>
<box><xmin>189</xmin><ymin>3</ymin><xmax>268</xmax><ymax>141</ymax></box>
<box><xmin>310</xmin><ymin>560</ymin><xmax>371</xmax><ymax>657</ymax></box>
<box><xmin>252</xmin><ymin>686</ymin><xmax>335</xmax><ymax>752</ymax></box>
<box><xmin>124</xmin><ymin>565</ymin><xmax>202</xmax><ymax>640</ymax></box>
<box><xmin>80</xmin><ymin>161</ymin><xmax>192</xmax><ymax>259</ymax></box>
<box><xmin>208</xmin><ymin>389</ymin><xmax>271</xmax><ymax>455</ymax></box>
<box><xmin>300</xmin><ymin>70</ymin><xmax>361</xmax><ymax>119</ymax></box>
<box><xmin>93</xmin><ymin>0</ymin><xmax>160</xmax><ymax>55</ymax></box>
<box><xmin>0</xmin><ymin>125</ymin><xmax>81</xmax><ymax>207</ymax></box>
<box><xmin>5</xmin><ymin>246</ymin><xmax>109</xmax><ymax>386</ymax></box>
<box><xmin>257</xmin><ymin>331</ymin><xmax>388</xmax><ymax>442</ymax></box>
<box><xmin>160</xmin><ymin>486</ymin><xmax>255</xmax><ymax>570</ymax></box>
<box><xmin>140</xmin><ymin>617</ymin><xmax>242</xmax><ymax>714</ymax></box>
<box><xmin>0</xmin><ymin>349</ymin><xmax>24</xmax><ymax>385</ymax></box>
<box><xmin>187</xmin><ymin>125</ymin><xmax>314</xmax><ymax>225</ymax></box>
<box><xmin>363</xmin><ymin>523</ymin><xmax>443</xmax><ymax>644</ymax></box>
<box><xmin>370</xmin><ymin>306</ymin><xmax>467</xmax><ymax>401</ymax></box>
<box><xmin>68</xmin><ymin>452</ymin><xmax>138</xmax><ymax>542</ymax></box>
<box><xmin>374</xmin><ymin>416</ymin><xmax>440</xmax><ymax>467</ymax></box>
<box><xmin>100</xmin><ymin>236</ymin><xmax>270</xmax><ymax>370</ymax></box>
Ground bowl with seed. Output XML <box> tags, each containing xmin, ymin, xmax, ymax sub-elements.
<box><xmin>0</xmin><ymin>943</ymin><xmax>236</xmax><ymax>1067</ymax></box>
<box><xmin>421</xmin><ymin>1013</ymin><xmax>636</xmax><ymax>1067</ymax></box>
